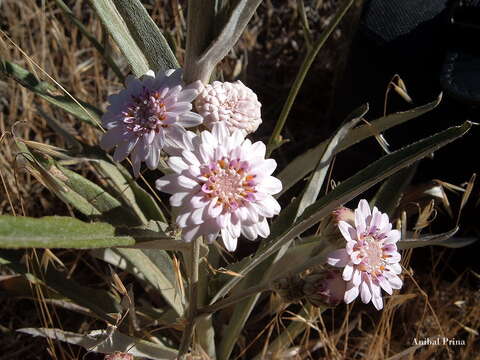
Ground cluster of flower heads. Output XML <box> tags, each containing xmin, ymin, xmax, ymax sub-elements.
<box><xmin>101</xmin><ymin>70</ymin><xmax>402</xmax><ymax>309</ymax></box>
<box><xmin>101</xmin><ymin>69</ymin><xmax>278</xmax><ymax>251</ymax></box>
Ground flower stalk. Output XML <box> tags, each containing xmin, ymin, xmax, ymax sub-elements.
<box><xmin>178</xmin><ymin>236</ymin><xmax>202</xmax><ymax>358</ymax></box>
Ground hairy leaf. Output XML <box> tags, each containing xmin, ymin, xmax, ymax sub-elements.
<box><xmin>18</xmin><ymin>328</ymin><xmax>177</xmax><ymax>359</ymax></box>
<box><xmin>0</xmin><ymin>216</ymin><xmax>134</xmax><ymax>249</ymax></box>
<box><xmin>399</xmin><ymin>227</ymin><xmax>477</xmax><ymax>249</ymax></box>
<box><xmin>296</xmin><ymin>104</ymin><xmax>368</xmax><ymax>217</ymax></box>
<box><xmin>115</xmin><ymin>248</ymin><xmax>184</xmax><ymax>316</ymax></box>
<box><xmin>114</xmin><ymin>0</ymin><xmax>179</xmax><ymax>73</ymax></box>
<box><xmin>89</xmin><ymin>0</ymin><xmax>149</xmax><ymax>77</ymax></box>
<box><xmin>0</xmin><ymin>60</ymin><xmax>102</xmax><ymax>126</ymax></box>
<box><xmin>278</xmin><ymin>94</ymin><xmax>443</xmax><ymax>196</ymax></box>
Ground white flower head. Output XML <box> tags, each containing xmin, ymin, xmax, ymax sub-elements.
<box><xmin>100</xmin><ymin>69</ymin><xmax>203</xmax><ymax>176</ymax></box>
<box><xmin>195</xmin><ymin>80</ymin><xmax>262</xmax><ymax>134</ymax></box>
<box><xmin>156</xmin><ymin>123</ymin><xmax>282</xmax><ymax>251</ymax></box>
<box><xmin>327</xmin><ymin>199</ymin><xmax>403</xmax><ymax>310</ymax></box>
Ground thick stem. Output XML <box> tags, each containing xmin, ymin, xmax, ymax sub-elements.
<box><xmin>178</xmin><ymin>237</ymin><xmax>201</xmax><ymax>358</ymax></box>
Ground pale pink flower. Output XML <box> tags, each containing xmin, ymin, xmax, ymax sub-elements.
<box><xmin>155</xmin><ymin>123</ymin><xmax>282</xmax><ymax>251</ymax></box>
<box><xmin>327</xmin><ymin>199</ymin><xmax>402</xmax><ymax>310</ymax></box>
<box><xmin>194</xmin><ymin>80</ymin><xmax>262</xmax><ymax>134</ymax></box>
<box><xmin>100</xmin><ymin>69</ymin><xmax>203</xmax><ymax>176</ymax></box>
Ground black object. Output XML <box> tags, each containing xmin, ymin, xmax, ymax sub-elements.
<box><xmin>440</xmin><ymin>0</ymin><xmax>480</xmax><ymax>104</ymax></box>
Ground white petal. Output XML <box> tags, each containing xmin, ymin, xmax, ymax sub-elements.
<box><xmin>378</xmin><ymin>276</ymin><xmax>393</xmax><ymax>295</ymax></box>
<box><xmin>221</xmin><ymin>229</ymin><xmax>237</xmax><ymax>251</ymax></box>
<box><xmin>342</xmin><ymin>264</ymin><xmax>354</xmax><ymax>281</ymax></box>
<box><xmin>251</xmin><ymin>159</ymin><xmax>277</xmax><ymax>177</ymax></box>
<box><xmin>113</xmin><ymin>139</ymin><xmax>136</xmax><ymax>162</ymax></box>
<box><xmin>177</xmin><ymin>111</ymin><xmax>203</xmax><ymax>127</ymax></box>
<box><xmin>182</xmin><ymin>225</ymin><xmax>201</xmax><ymax>242</ymax></box>
<box><xmin>168</xmin><ymin>156</ymin><xmax>188</xmax><ymax>173</ymax></box>
<box><xmin>386</xmin><ymin>274</ymin><xmax>403</xmax><ymax>289</ymax></box>
<box><xmin>360</xmin><ymin>279</ymin><xmax>372</xmax><ymax>304</ymax></box>
<box><xmin>212</xmin><ymin>122</ymin><xmax>229</xmax><ymax>144</ymax></box>
<box><xmin>170</xmin><ymin>192</ymin><xmax>189</xmax><ymax>207</ymax></box>
<box><xmin>146</xmin><ymin>148</ymin><xmax>160</xmax><ymax>170</ymax></box>
<box><xmin>358</xmin><ymin>199</ymin><xmax>371</xmax><ymax>218</ymax></box>
<box><xmin>338</xmin><ymin>221</ymin><xmax>355</xmax><ymax>242</ymax></box>
<box><xmin>344</xmin><ymin>281</ymin><xmax>359</xmax><ymax>304</ymax></box>
<box><xmin>177</xmin><ymin>175</ymin><xmax>198</xmax><ymax>189</ymax></box>
<box><xmin>254</xmin><ymin>217</ymin><xmax>270</xmax><ymax>238</ymax></box>
<box><xmin>370</xmin><ymin>282</ymin><xmax>383</xmax><ymax>310</ymax></box>
<box><xmin>208</xmin><ymin>198</ymin><xmax>223</xmax><ymax>217</ymax></box>
<box><xmin>355</xmin><ymin>208</ymin><xmax>366</xmax><ymax>234</ymax></box>
<box><xmin>384</xmin><ymin>229</ymin><xmax>401</xmax><ymax>244</ymax></box>
<box><xmin>191</xmin><ymin>206</ymin><xmax>207</xmax><ymax>225</ymax></box>
<box><xmin>100</xmin><ymin>126</ymin><xmax>126</xmax><ymax>151</ymax></box>
<box><xmin>352</xmin><ymin>269</ymin><xmax>362</xmax><ymax>286</ymax></box>
<box><xmin>241</xmin><ymin>225</ymin><xmax>257</xmax><ymax>240</ymax></box>
<box><xmin>257</xmin><ymin>176</ymin><xmax>282</xmax><ymax>195</ymax></box>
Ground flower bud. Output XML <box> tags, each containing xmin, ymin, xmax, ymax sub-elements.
<box><xmin>303</xmin><ymin>270</ymin><xmax>346</xmax><ymax>308</ymax></box>
<box><xmin>194</xmin><ymin>80</ymin><xmax>262</xmax><ymax>134</ymax></box>
<box><xmin>332</xmin><ymin>206</ymin><xmax>355</xmax><ymax>226</ymax></box>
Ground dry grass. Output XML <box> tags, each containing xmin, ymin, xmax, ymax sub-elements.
<box><xmin>0</xmin><ymin>1</ymin><xmax>478</xmax><ymax>359</ymax></box>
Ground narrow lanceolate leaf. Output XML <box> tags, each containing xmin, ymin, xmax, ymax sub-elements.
<box><xmin>0</xmin><ymin>60</ymin><xmax>102</xmax><ymax>126</ymax></box>
<box><xmin>88</xmin><ymin>0</ymin><xmax>149</xmax><ymax>77</ymax></box>
<box><xmin>277</xmin><ymin>94</ymin><xmax>443</xmax><ymax>196</ymax></box>
<box><xmin>0</xmin><ymin>251</ymin><xmax>121</xmax><ymax>323</ymax></box>
<box><xmin>18</xmin><ymin>328</ymin><xmax>177</xmax><ymax>359</ymax></box>
<box><xmin>115</xmin><ymin>248</ymin><xmax>184</xmax><ymax>316</ymax></box>
<box><xmin>18</xmin><ymin>143</ymin><xmax>140</xmax><ymax>226</ymax></box>
<box><xmin>212</xmin><ymin>122</ymin><xmax>472</xmax><ymax>300</ymax></box>
<box><xmin>114</xmin><ymin>0</ymin><xmax>179</xmax><ymax>72</ymax></box>
<box><xmin>296</xmin><ymin>104</ymin><xmax>369</xmax><ymax>217</ymax></box>
<box><xmin>0</xmin><ymin>216</ymin><xmax>134</xmax><ymax>249</ymax></box>
<box><xmin>399</xmin><ymin>227</ymin><xmax>477</xmax><ymax>249</ymax></box>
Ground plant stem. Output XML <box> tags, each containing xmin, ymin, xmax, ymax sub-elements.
<box><xmin>178</xmin><ymin>236</ymin><xmax>201</xmax><ymax>358</ymax></box>
<box><xmin>197</xmin><ymin>282</ymin><xmax>271</xmax><ymax>316</ymax></box>
<box><xmin>266</xmin><ymin>0</ymin><xmax>355</xmax><ymax>156</ymax></box>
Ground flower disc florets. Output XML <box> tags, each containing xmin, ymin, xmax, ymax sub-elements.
<box><xmin>100</xmin><ymin>69</ymin><xmax>203</xmax><ymax>176</ymax></box>
<box><xmin>155</xmin><ymin>123</ymin><xmax>282</xmax><ymax>251</ymax></box>
<box><xmin>327</xmin><ymin>199</ymin><xmax>403</xmax><ymax>310</ymax></box>
<box><xmin>195</xmin><ymin>80</ymin><xmax>262</xmax><ymax>134</ymax></box>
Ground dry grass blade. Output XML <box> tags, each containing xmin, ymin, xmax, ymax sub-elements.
<box><xmin>457</xmin><ymin>173</ymin><xmax>476</xmax><ymax>225</ymax></box>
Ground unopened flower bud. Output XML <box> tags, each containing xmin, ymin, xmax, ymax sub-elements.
<box><xmin>303</xmin><ymin>270</ymin><xmax>346</xmax><ymax>308</ymax></box>
<box><xmin>332</xmin><ymin>206</ymin><xmax>355</xmax><ymax>226</ymax></box>
<box><xmin>194</xmin><ymin>80</ymin><xmax>262</xmax><ymax>134</ymax></box>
